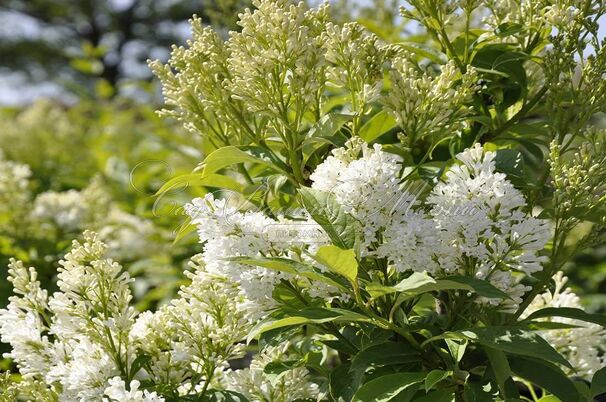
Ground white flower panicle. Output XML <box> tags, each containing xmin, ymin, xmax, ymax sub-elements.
<box><xmin>549</xmin><ymin>130</ymin><xmax>606</xmax><ymax>227</ymax></box>
<box><xmin>310</xmin><ymin>138</ymin><xmax>408</xmax><ymax>252</ymax></box>
<box><xmin>228</xmin><ymin>0</ymin><xmax>329</xmax><ymax>124</ymax></box>
<box><xmin>0</xmin><ymin>232</ymin><xmax>255</xmax><ymax>400</ymax></box>
<box><xmin>0</xmin><ymin>260</ymin><xmax>53</xmax><ymax>378</ymax></box>
<box><xmin>310</xmin><ymin>141</ymin><xmax>551</xmax><ymax>311</ymax></box>
<box><xmin>153</xmin><ymin>0</ymin><xmax>481</xmax><ymax>150</ymax></box>
<box><xmin>223</xmin><ymin>344</ymin><xmax>320</xmax><ymax>402</ymax></box>
<box><xmin>526</xmin><ymin>272</ymin><xmax>606</xmax><ymax>379</ymax></box>
<box><xmin>383</xmin><ymin>57</ymin><xmax>479</xmax><ymax>143</ymax></box>
<box><xmin>322</xmin><ymin>21</ymin><xmax>386</xmax><ymax>115</ymax></box>
<box><xmin>103</xmin><ymin>377</ymin><xmax>164</xmax><ymax>402</ymax></box>
<box><xmin>484</xmin><ymin>0</ymin><xmax>586</xmax><ymax>30</ymax></box>
<box><xmin>185</xmin><ymin>193</ymin><xmax>331</xmax><ymax>314</ymax></box>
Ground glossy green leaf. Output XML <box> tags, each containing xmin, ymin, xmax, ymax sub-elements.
<box><xmin>414</xmin><ymin>390</ymin><xmax>455</xmax><ymax>402</ymax></box>
<box><xmin>369</xmin><ymin>274</ymin><xmax>509</xmax><ymax>300</ymax></box>
<box><xmin>485</xmin><ymin>347</ymin><xmax>519</xmax><ymax>399</ymax></box>
<box><xmin>525</xmin><ymin>307</ymin><xmax>606</xmax><ymax>327</ymax></box>
<box><xmin>359</xmin><ymin>111</ymin><xmax>398</xmax><ymax>143</ymax></box>
<box><xmin>156</xmin><ymin>173</ymin><xmax>244</xmax><ymax>195</ymax></box>
<box><xmin>200</xmin><ymin>146</ymin><xmax>281</xmax><ymax>176</ymax></box>
<box><xmin>509</xmin><ymin>356</ymin><xmax>581</xmax><ymax>402</ymax></box>
<box><xmin>592</xmin><ymin>367</ymin><xmax>606</xmax><ymax>399</ymax></box>
<box><xmin>350</xmin><ymin>341</ymin><xmax>419</xmax><ymax>374</ymax></box>
<box><xmin>299</xmin><ymin>187</ymin><xmax>356</xmax><ymax>249</ymax></box>
<box><xmin>494</xmin><ymin>149</ymin><xmax>524</xmax><ymax>179</ymax></box>
<box><xmin>425</xmin><ymin>370</ymin><xmax>451</xmax><ymax>391</ymax></box>
<box><xmin>366</xmin><ymin>272</ymin><xmax>437</xmax><ymax>297</ymax></box>
<box><xmin>313</xmin><ymin>245</ymin><xmax>358</xmax><ymax>282</ymax></box>
<box><xmin>424</xmin><ymin>327</ymin><xmax>572</xmax><ymax>368</ymax></box>
<box><xmin>351</xmin><ymin>372</ymin><xmax>425</xmax><ymax>402</ymax></box>
<box><xmin>247</xmin><ymin>308</ymin><xmax>370</xmax><ymax>342</ymax></box>
<box><xmin>330</xmin><ymin>363</ymin><xmax>363</xmax><ymax>402</ymax></box>
<box><xmin>307</xmin><ymin>113</ymin><xmax>352</xmax><ymax>138</ymax></box>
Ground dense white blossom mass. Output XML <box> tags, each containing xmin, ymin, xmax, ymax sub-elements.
<box><xmin>311</xmin><ymin>141</ymin><xmax>551</xmax><ymax>311</ymax></box>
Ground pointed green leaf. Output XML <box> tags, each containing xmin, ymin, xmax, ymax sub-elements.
<box><xmin>525</xmin><ymin>307</ymin><xmax>606</xmax><ymax>327</ymax></box>
<box><xmin>425</xmin><ymin>370</ymin><xmax>451</xmax><ymax>391</ymax></box>
<box><xmin>299</xmin><ymin>187</ymin><xmax>356</xmax><ymax>249</ymax></box>
<box><xmin>247</xmin><ymin>307</ymin><xmax>370</xmax><ymax>342</ymax></box>
<box><xmin>156</xmin><ymin>173</ymin><xmax>244</xmax><ymax>195</ymax></box>
<box><xmin>313</xmin><ymin>245</ymin><xmax>358</xmax><ymax>282</ymax></box>
<box><xmin>350</xmin><ymin>341</ymin><xmax>420</xmax><ymax>374</ymax></box>
<box><xmin>200</xmin><ymin>146</ymin><xmax>281</xmax><ymax>176</ymax></box>
<box><xmin>509</xmin><ymin>356</ymin><xmax>581</xmax><ymax>402</ymax></box>
<box><xmin>423</xmin><ymin>327</ymin><xmax>572</xmax><ymax>368</ymax></box>
<box><xmin>359</xmin><ymin>111</ymin><xmax>398</xmax><ymax>143</ymax></box>
<box><xmin>307</xmin><ymin>113</ymin><xmax>353</xmax><ymax>138</ymax></box>
<box><xmin>592</xmin><ymin>367</ymin><xmax>606</xmax><ymax>399</ymax></box>
<box><xmin>352</xmin><ymin>372</ymin><xmax>425</xmax><ymax>402</ymax></box>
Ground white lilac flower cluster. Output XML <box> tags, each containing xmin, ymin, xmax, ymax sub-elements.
<box><xmin>151</xmin><ymin>0</ymin><xmax>478</xmax><ymax>147</ymax></box>
<box><xmin>184</xmin><ymin>194</ymin><xmax>332</xmax><ymax>314</ymax></box>
<box><xmin>311</xmin><ymin>140</ymin><xmax>551</xmax><ymax>311</ymax></box>
<box><xmin>1</xmin><ymin>232</ymin><xmax>309</xmax><ymax>401</ymax></box>
<box><xmin>222</xmin><ymin>344</ymin><xmax>320</xmax><ymax>402</ymax></box>
<box><xmin>526</xmin><ymin>272</ymin><xmax>606</xmax><ymax>379</ymax></box>
<box><xmin>383</xmin><ymin>58</ymin><xmax>479</xmax><ymax>143</ymax></box>
<box><xmin>483</xmin><ymin>0</ymin><xmax>598</xmax><ymax>31</ymax></box>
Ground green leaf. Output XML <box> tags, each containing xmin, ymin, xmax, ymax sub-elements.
<box><xmin>307</xmin><ymin>113</ymin><xmax>353</xmax><ymax>138</ymax></box>
<box><xmin>229</xmin><ymin>256</ymin><xmax>346</xmax><ymax>290</ymax></box>
<box><xmin>509</xmin><ymin>356</ymin><xmax>581</xmax><ymax>402</ymax></box>
<box><xmin>155</xmin><ymin>173</ymin><xmax>244</xmax><ymax>195</ymax></box>
<box><xmin>263</xmin><ymin>359</ymin><xmax>302</xmax><ymax>385</ymax></box>
<box><xmin>424</xmin><ymin>327</ymin><xmax>572</xmax><ymax>368</ymax></box>
<box><xmin>200</xmin><ymin>146</ymin><xmax>281</xmax><ymax>176</ymax></box>
<box><xmin>351</xmin><ymin>372</ymin><xmax>425</xmax><ymax>402</ymax></box>
<box><xmin>313</xmin><ymin>245</ymin><xmax>358</xmax><ymax>283</ymax></box>
<box><xmin>247</xmin><ymin>308</ymin><xmax>370</xmax><ymax>342</ymax></box>
<box><xmin>129</xmin><ymin>354</ymin><xmax>151</xmax><ymax>378</ymax></box>
<box><xmin>463</xmin><ymin>382</ymin><xmax>497</xmax><ymax>402</ymax></box>
<box><xmin>480</xmin><ymin>328</ymin><xmax>573</xmax><ymax>368</ymax></box>
<box><xmin>368</xmin><ymin>274</ymin><xmax>509</xmax><ymax>300</ymax></box>
<box><xmin>495</xmin><ymin>22</ymin><xmax>524</xmax><ymax>37</ymax></box>
<box><xmin>494</xmin><ymin>149</ymin><xmax>524</xmax><ymax>179</ymax></box>
<box><xmin>366</xmin><ymin>272</ymin><xmax>437</xmax><ymax>297</ymax></box>
<box><xmin>434</xmin><ymin>276</ymin><xmax>511</xmax><ymax>300</ymax></box>
<box><xmin>524</xmin><ymin>307</ymin><xmax>606</xmax><ymax>327</ymax></box>
<box><xmin>350</xmin><ymin>341</ymin><xmax>419</xmax><ymax>374</ymax></box>
<box><xmin>414</xmin><ymin>390</ymin><xmax>455</xmax><ymax>402</ymax></box>
<box><xmin>592</xmin><ymin>367</ymin><xmax>606</xmax><ymax>399</ymax></box>
<box><xmin>330</xmin><ymin>363</ymin><xmax>364</xmax><ymax>402</ymax></box>
<box><xmin>485</xmin><ymin>347</ymin><xmax>519</xmax><ymax>399</ymax></box>
<box><xmin>445</xmin><ymin>339</ymin><xmax>467</xmax><ymax>364</ymax></box>
<box><xmin>173</xmin><ymin>217</ymin><xmax>196</xmax><ymax>245</ymax></box>
<box><xmin>536</xmin><ymin>396</ymin><xmax>560</xmax><ymax>402</ymax></box>
<box><xmin>394</xmin><ymin>42</ymin><xmax>446</xmax><ymax>64</ymax></box>
<box><xmin>299</xmin><ymin>187</ymin><xmax>356</xmax><ymax>249</ymax></box>
<box><xmin>425</xmin><ymin>370</ymin><xmax>450</xmax><ymax>391</ymax></box>
<box><xmin>359</xmin><ymin>111</ymin><xmax>398</xmax><ymax>143</ymax></box>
